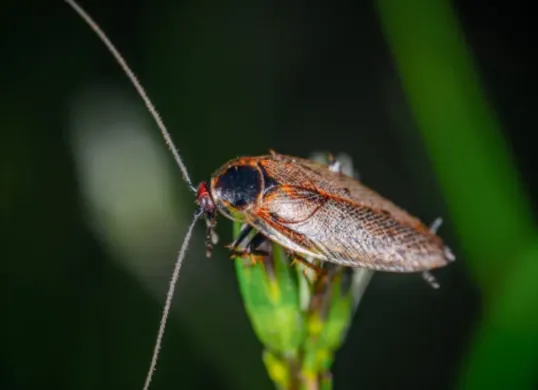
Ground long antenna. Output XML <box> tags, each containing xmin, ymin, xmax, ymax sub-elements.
<box><xmin>65</xmin><ymin>2</ymin><xmax>203</xmax><ymax>389</ymax></box>
<box><xmin>143</xmin><ymin>210</ymin><xmax>202</xmax><ymax>390</ymax></box>
<box><xmin>65</xmin><ymin>0</ymin><xmax>196</xmax><ymax>193</ymax></box>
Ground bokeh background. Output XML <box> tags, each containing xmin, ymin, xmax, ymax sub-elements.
<box><xmin>2</xmin><ymin>1</ymin><xmax>536</xmax><ymax>389</ymax></box>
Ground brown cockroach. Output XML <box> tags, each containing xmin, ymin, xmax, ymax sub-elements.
<box><xmin>197</xmin><ymin>152</ymin><xmax>454</xmax><ymax>279</ymax></box>
<box><xmin>65</xmin><ymin>1</ymin><xmax>455</xmax><ymax>389</ymax></box>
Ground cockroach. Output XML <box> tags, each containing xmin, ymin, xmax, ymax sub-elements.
<box><xmin>198</xmin><ymin>152</ymin><xmax>454</xmax><ymax>277</ymax></box>
<box><xmin>65</xmin><ymin>1</ymin><xmax>455</xmax><ymax>389</ymax></box>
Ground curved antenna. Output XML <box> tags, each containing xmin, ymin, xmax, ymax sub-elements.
<box><xmin>65</xmin><ymin>2</ymin><xmax>203</xmax><ymax>390</ymax></box>
<box><xmin>65</xmin><ymin>0</ymin><xmax>196</xmax><ymax>193</ymax></box>
<box><xmin>143</xmin><ymin>210</ymin><xmax>203</xmax><ymax>390</ymax></box>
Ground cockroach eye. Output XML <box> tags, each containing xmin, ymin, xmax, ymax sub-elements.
<box><xmin>213</xmin><ymin>165</ymin><xmax>261</xmax><ymax>209</ymax></box>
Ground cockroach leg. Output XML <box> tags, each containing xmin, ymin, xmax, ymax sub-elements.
<box><xmin>327</xmin><ymin>153</ymin><xmax>342</xmax><ymax>174</ymax></box>
<box><xmin>269</xmin><ymin>149</ymin><xmax>292</xmax><ymax>162</ymax></box>
<box><xmin>417</xmin><ymin>217</ymin><xmax>448</xmax><ymax>288</ymax></box>
<box><xmin>421</xmin><ymin>271</ymin><xmax>440</xmax><ymax>289</ymax></box>
<box><xmin>228</xmin><ymin>232</ymin><xmax>269</xmax><ymax>259</ymax></box>
<box><xmin>230</xmin><ymin>250</ymin><xmax>267</xmax><ymax>266</ymax></box>
<box><xmin>229</xmin><ymin>246</ymin><xmax>270</xmax><ymax>259</ymax></box>
<box><xmin>430</xmin><ymin>217</ymin><xmax>443</xmax><ymax>234</ymax></box>
<box><xmin>229</xmin><ymin>233</ymin><xmax>268</xmax><ymax>266</ymax></box>
<box><xmin>226</xmin><ymin>225</ymin><xmax>268</xmax><ymax>264</ymax></box>
<box><xmin>269</xmin><ymin>149</ymin><xmax>286</xmax><ymax>161</ymax></box>
<box><xmin>205</xmin><ymin>212</ymin><xmax>219</xmax><ymax>257</ymax></box>
<box><xmin>287</xmin><ymin>252</ymin><xmax>327</xmax><ymax>281</ymax></box>
<box><xmin>245</xmin><ymin>232</ymin><xmax>269</xmax><ymax>254</ymax></box>
<box><xmin>225</xmin><ymin>224</ymin><xmax>254</xmax><ymax>251</ymax></box>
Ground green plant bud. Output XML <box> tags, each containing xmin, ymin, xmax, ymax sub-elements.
<box><xmin>233</xmin><ymin>222</ymin><xmax>307</xmax><ymax>356</ymax></box>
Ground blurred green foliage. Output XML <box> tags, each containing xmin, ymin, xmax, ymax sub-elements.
<box><xmin>2</xmin><ymin>1</ymin><xmax>534</xmax><ymax>389</ymax></box>
<box><xmin>377</xmin><ymin>0</ymin><xmax>538</xmax><ymax>389</ymax></box>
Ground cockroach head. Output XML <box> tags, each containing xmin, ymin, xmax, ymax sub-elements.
<box><xmin>196</xmin><ymin>181</ymin><xmax>215</xmax><ymax>215</ymax></box>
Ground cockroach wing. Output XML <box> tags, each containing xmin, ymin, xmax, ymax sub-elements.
<box><xmin>250</xmin><ymin>184</ymin><xmax>452</xmax><ymax>272</ymax></box>
<box><xmin>261</xmin><ymin>153</ymin><xmax>432</xmax><ymax>231</ymax></box>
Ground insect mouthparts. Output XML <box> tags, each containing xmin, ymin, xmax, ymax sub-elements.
<box><xmin>195</xmin><ymin>181</ymin><xmax>219</xmax><ymax>258</ymax></box>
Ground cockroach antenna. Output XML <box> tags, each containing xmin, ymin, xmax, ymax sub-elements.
<box><xmin>64</xmin><ymin>1</ymin><xmax>200</xmax><ymax>389</ymax></box>
<box><xmin>64</xmin><ymin>0</ymin><xmax>196</xmax><ymax>193</ymax></box>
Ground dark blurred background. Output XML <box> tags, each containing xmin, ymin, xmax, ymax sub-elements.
<box><xmin>2</xmin><ymin>1</ymin><xmax>536</xmax><ymax>389</ymax></box>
